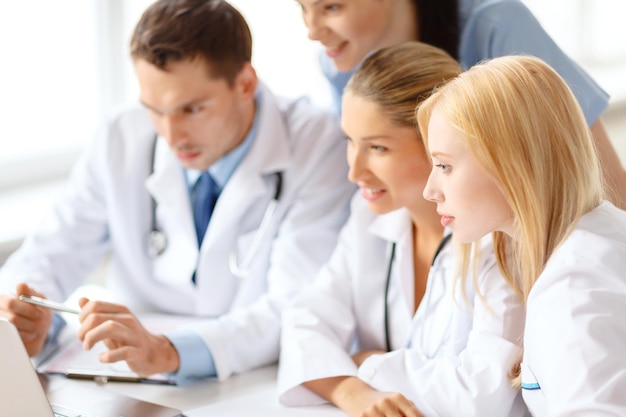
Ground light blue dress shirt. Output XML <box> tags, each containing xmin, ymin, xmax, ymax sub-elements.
<box><xmin>320</xmin><ymin>0</ymin><xmax>609</xmax><ymax>125</ymax></box>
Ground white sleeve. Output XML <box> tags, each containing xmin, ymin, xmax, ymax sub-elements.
<box><xmin>524</xmin><ymin>257</ymin><xmax>626</xmax><ymax>416</ymax></box>
<box><xmin>358</xmin><ymin>245</ymin><xmax>527</xmax><ymax>417</ymax></box>
<box><xmin>277</xmin><ymin>200</ymin><xmax>360</xmax><ymax>405</ymax></box>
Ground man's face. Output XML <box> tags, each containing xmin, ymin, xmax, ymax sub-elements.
<box><xmin>135</xmin><ymin>57</ymin><xmax>257</xmax><ymax>170</ymax></box>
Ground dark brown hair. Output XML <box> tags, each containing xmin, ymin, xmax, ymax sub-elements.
<box><xmin>415</xmin><ymin>0</ymin><xmax>459</xmax><ymax>60</ymax></box>
<box><xmin>130</xmin><ymin>0</ymin><xmax>252</xmax><ymax>85</ymax></box>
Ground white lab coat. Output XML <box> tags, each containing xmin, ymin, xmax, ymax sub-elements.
<box><xmin>278</xmin><ymin>195</ymin><xmax>529</xmax><ymax>416</ymax></box>
<box><xmin>520</xmin><ymin>201</ymin><xmax>626</xmax><ymax>416</ymax></box>
<box><xmin>0</xmin><ymin>83</ymin><xmax>354</xmax><ymax>380</ymax></box>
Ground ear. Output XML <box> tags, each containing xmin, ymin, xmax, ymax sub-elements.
<box><xmin>235</xmin><ymin>62</ymin><xmax>258</xmax><ymax>99</ymax></box>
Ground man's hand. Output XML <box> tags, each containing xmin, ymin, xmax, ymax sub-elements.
<box><xmin>77</xmin><ymin>298</ymin><xmax>179</xmax><ymax>376</ymax></box>
<box><xmin>0</xmin><ymin>283</ymin><xmax>53</xmax><ymax>356</ymax></box>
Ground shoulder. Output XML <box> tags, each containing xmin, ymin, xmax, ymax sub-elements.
<box><xmin>531</xmin><ymin>202</ymin><xmax>626</xmax><ymax>307</ymax></box>
<box><xmin>256</xmin><ymin>85</ymin><xmax>344</xmax><ymax>167</ymax></box>
<box><xmin>545</xmin><ymin>203</ymin><xmax>626</xmax><ymax>277</ymax></box>
<box><xmin>277</xmin><ymin>95</ymin><xmax>341</xmax><ymax>143</ymax></box>
<box><xmin>106</xmin><ymin>103</ymin><xmax>151</xmax><ymax>131</ymax></box>
<box><xmin>260</xmin><ymin>83</ymin><xmax>340</xmax><ymax>139</ymax></box>
<box><xmin>96</xmin><ymin>104</ymin><xmax>154</xmax><ymax>148</ymax></box>
<box><xmin>462</xmin><ymin>0</ymin><xmax>535</xmax><ymax>26</ymax></box>
<box><xmin>85</xmin><ymin>104</ymin><xmax>155</xmax><ymax>169</ymax></box>
<box><xmin>460</xmin><ymin>0</ymin><xmax>543</xmax><ymax>63</ymax></box>
<box><xmin>524</xmin><ymin>204</ymin><xmax>626</xmax><ymax>402</ymax></box>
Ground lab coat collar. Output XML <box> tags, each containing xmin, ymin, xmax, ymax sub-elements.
<box><xmin>368</xmin><ymin>207</ymin><xmax>414</xmax><ymax>314</ymax></box>
<box><xmin>145</xmin><ymin>81</ymin><xmax>290</xmax><ymax>206</ymax></box>
<box><xmin>236</xmin><ymin>82</ymin><xmax>291</xmax><ymax>175</ymax></box>
<box><xmin>368</xmin><ymin>207</ymin><xmax>413</xmax><ymax>245</ymax></box>
<box><xmin>202</xmin><ymin>82</ymin><xmax>291</xmax><ymax>244</ymax></box>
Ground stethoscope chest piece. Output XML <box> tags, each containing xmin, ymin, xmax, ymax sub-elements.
<box><xmin>147</xmin><ymin>229</ymin><xmax>168</xmax><ymax>258</ymax></box>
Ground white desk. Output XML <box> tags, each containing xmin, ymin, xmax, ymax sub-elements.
<box><xmin>46</xmin><ymin>364</ymin><xmax>344</xmax><ymax>416</ymax></box>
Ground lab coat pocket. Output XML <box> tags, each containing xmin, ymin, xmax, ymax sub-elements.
<box><xmin>521</xmin><ymin>362</ymin><xmax>547</xmax><ymax>417</ymax></box>
<box><xmin>230</xmin><ymin>228</ymin><xmax>263</xmax><ymax>278</ymax></box>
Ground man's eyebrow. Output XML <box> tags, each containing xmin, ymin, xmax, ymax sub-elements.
<box><xmin>139</xmin><ymin>98</ymin><xmax>207</xmax><ymax>114</ymax></box>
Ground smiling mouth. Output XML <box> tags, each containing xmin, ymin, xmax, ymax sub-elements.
<box><xmin>363</xmin><ymin>188</ymin><xmax>383</xmax><ymax>196</ymax></box>
<box><xmin>325</xmin><ymin>41</ymin><xmax>347</xmax><ymax>58</ymax></box>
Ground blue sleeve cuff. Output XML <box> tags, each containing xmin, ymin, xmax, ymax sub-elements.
<box><xmin>164</xmin><ymin>328</ymin><xmax>216</xmax><ymax>385</ymax></box>
<box><xmin>33</xmin><ymin>312</ymin><xmax>66</xmax><ymax>366</ymax></box>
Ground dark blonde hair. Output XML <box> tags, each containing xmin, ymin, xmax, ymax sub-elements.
<box><xmin>345</xmin><ymin>41</ymin><xmax>462</xmax><ymax>129</ymax></box>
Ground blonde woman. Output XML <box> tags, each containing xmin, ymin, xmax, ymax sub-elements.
<box><xmin>278</xmin><ymin>42</ymin><xmax>527</xmax><ymax>417</ymax></box>
<box><xmin>420</xmin><ymin>55</ymin><xmax>626</xmax><ymax>416</ymax></box>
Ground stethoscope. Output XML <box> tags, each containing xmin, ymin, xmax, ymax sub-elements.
<box><xmin>146</xmin><ymin>135</ymin><xmax>283</xmax><ymax>278</ymax></box>
<box><xmin>383</xmin><ymin>233</ymin><xmax>452</xmax><ymax>353</ymax></box>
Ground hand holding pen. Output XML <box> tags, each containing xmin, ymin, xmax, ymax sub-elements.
<box><xmin>18</xmin><ymin>294</ymin><xmax>80</xmax><ymax>314</ymax></box>
<box><xmin>0</xmin><ymin>283</ymin><xmax>55</xmax><ymax>356</ymax></box>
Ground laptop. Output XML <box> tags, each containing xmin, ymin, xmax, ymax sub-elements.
<box><xmin>0</xmin><ymin>318</ymin><xmax>183</xmax><ymax>417</ymax></box>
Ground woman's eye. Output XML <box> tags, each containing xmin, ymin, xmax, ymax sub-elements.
<box><xmin>435</xmin><ymin>163</ymin><xmax>451</xmax><ymax>173</ymax></box>
<box><xmin>371</xmin><ymin>145</ymin><xmax>387</xmax><ymax>153</ymax></box>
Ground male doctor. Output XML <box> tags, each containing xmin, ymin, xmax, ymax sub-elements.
<box><xmin>0</xmin><ymin>0</ymin><xmax>353</xmax><ymax>382</ymax></box>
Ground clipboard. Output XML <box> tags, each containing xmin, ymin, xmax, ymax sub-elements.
<box><xmin>37</xmin><ymin>336</ymin><xmax>176</xmax><ymax>385</ymax></box>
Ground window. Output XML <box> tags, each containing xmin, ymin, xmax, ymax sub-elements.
<box><xmin>0</xmin><ymin>1</ymin><xmax>99</xmax><ymax>189</ymax></box>
<box><xmin>523</xmin><ymin>0</ymin><xmax>626</xmax><ymax>103</ymax></box>
<box><xmin>2</xmin><ymin>0</ymin><xmax>623</xmax><ymax>191</ymax></box>
<box><xmin>0</xmin><ymin>0</ymin><xmax>624</xmax><ymax>257</ymax></box>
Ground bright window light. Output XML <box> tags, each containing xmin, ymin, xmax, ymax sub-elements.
<box><xmin>0</xmin><ymin>1</ymin><xmax>99</xmax><ymax>163</ymax></box>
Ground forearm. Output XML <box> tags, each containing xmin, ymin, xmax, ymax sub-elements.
<box><xmin>304</xmin><ymin>375</ymin><xmax>374</xmax><ymax>414</ymax></box>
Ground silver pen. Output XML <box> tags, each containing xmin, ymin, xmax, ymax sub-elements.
<box><xmin>18</xmin><ymin>295</ymin><xmax>80</xmax><ymax>315</ymax></box>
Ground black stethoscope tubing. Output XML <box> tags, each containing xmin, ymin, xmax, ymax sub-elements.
<box><xmin>384</xmin><ymin>233</ymin><xmax>453</xmax><ymax>352</ymax></box>
<box><xmin>147</xmin><ymin>134</ymin><xmax>283</xmax><ymax>259</ymax></box>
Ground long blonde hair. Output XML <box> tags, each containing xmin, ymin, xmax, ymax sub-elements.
<box><xmin>417</xmin><ymin>55</ymin><xmax>604</xmax><ymax>301</ymax></box>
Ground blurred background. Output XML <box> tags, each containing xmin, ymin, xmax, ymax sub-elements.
<box><xmin>0</xmin><ymin>0</ymin><xmax>625</xmax><ymax>263</ymax></box>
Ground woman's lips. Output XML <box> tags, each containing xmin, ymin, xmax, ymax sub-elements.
<box><xmin>325</xmin><ymin>41</ymin><xmax>347</xmax><ymax>58</ymax></box>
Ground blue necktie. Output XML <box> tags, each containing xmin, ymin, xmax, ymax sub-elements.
<box><xmin>192</xmin><ymin>171</ymin><xmax>220</xmax><ymax>247</ymax></box>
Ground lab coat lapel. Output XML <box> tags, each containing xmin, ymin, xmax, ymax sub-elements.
<box><xmin>369</xmin><ymin>209</ymin><xmax>415</xmax><ymax>314</ymax></box>
<box><xmin>145</xmin><ymin>139</ymin><xmax>198</xmax><ymax>287</ymax></box>
<box><xmin>203</xmin><ymin>83</ymin><xmax>290</xmax><ymax>248</ymax></box>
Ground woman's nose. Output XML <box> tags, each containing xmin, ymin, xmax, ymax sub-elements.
<box><xmin>347</xmin><ymin>148</ymin><xmax>368</xmax><ymax>183</ymax></box>
<box><xmin>423</xmin><ymin>173</ymin><xmax>442</xmax><ymax>203</ymax></box>
<box><xmin>304</xmin><ymin>10</ymin><xmax>325</xmax><ymax>41</ymax></box>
